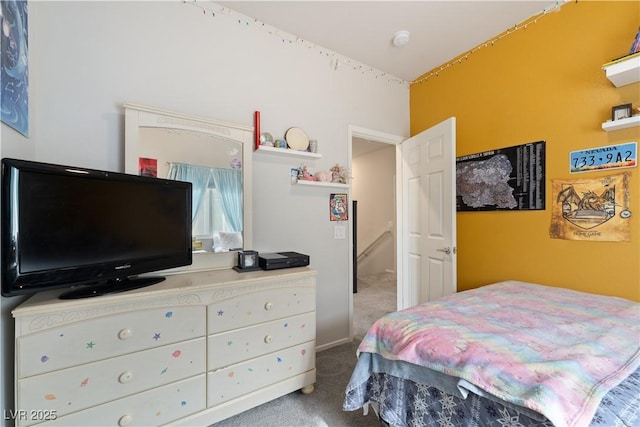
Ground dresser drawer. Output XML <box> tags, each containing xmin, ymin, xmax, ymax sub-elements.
<box><xmin>207</xmin><ymin>341</ymin><xmax>315</xmax><ymax>407</ymax></box>
<box><xmin>207</xmin><ymin>286</ymin><xmax>315</xmax><ymax>334</ymax></box>
<box><xmin>208</xmin><ymin>311</ymin><xmax>315</xmax><ymax>370</ymax></box>
<box><xmin>26</xmin><ymin>375</ymin><xmax>206</xmax><ymax>427</ymax></box>
<box><xmin>18</xmin><ymin>338</ymin><xmax>205</xmax><ymax>420</ymax></box>
<box><xmin>17</xmin><ymin>306</ymin><xmax>206</xmax><ymax>378</ymax></box>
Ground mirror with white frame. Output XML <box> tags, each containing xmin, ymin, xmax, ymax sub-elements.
<box><xmin>124</xmin><ymin>103</ymin><xmax>252</xmax><ymax>271</ymax></box>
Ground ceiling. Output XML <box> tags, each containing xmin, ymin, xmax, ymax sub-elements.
<box><xmin>217</xmin><ymin>1</ymin><xmax>560</xmax><ymax>82</ymax></box>
<box><xmin>216</xmin><ymin>1</ymin><xmax>560</xmax><ymax>158</ymax></box>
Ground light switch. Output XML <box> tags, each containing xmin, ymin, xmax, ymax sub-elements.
<box><xmin>334</xmin><ymin>225</ymin><xmax>346</xmax><ymax>239</ymax></box>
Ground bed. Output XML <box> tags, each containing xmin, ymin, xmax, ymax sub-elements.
<box><xmin>343</xmin><ymin>280</ymin><xmax>640</xmax><ymax>427</ymax></box>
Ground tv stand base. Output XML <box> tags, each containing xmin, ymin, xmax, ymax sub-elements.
<box><xmin>58</xmin><ymin>276</ymin><xmax>165</xmax><ymax>299</ymax></box>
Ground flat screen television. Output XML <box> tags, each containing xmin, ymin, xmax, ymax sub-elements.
<box><xmin>1</xmin><ymin>158</ymin><xmax>192</xmax><ymax>299</ymax></box>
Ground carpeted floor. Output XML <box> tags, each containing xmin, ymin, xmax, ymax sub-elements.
<box><xmin>353</xmin><ymin>272</ymin><xmax>397</xmax><ymax>340</ymax></box>
<box><xmin>212</xmin><ymin>273</ymin><xmax>396</xmax><ymax>426</ymax></box>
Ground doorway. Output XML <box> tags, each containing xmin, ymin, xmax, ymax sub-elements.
<box><xmin>348</xmin><ymin>126</ymin><xmax>403</xmax><ymax>340</ymax></box>
<box><xmin>348</xmin><ymin>119</ymin><xmax>457</xmax><ymax>339</ymax></box>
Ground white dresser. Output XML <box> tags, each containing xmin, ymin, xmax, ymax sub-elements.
<box><xmin>11</xmin><ymin>268</ymin><xmax>317</xmax><ymax>426</ymax></box>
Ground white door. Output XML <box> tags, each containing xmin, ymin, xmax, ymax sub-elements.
<box><xmin>397</xmin><ymin>118</ymin><xmax>457</xmax><ymax>309</ymax></box>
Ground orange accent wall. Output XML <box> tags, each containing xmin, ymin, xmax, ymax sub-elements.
<box><xmin>410</xmin><ymin>1</ymin><xmax>640</xmax><ymax>301</ymax></box>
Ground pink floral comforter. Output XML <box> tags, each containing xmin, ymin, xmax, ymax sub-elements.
<box><xmin>358</xmin><ymin>281</ymin><xmax>640</xmax><ymax>427</ymax></box>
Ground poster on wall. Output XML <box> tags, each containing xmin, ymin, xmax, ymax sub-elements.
<box><xmin>138</xmin><ymin>157</ymin><xmax>158</xmax><ymax>177</ymax></box>
<box><xmin>549</xmin><ymin>172</ymin><xmax>631</xmax><ymax>242</ymax></box>
<box><xmin>1</xmin><ymin>0</ymin><xmax>29</xmax><ymax>137</ymax></box>
<box><xmin>329</xmin><ymin>193</ymin><xmax>348</xmax><ymax>221</ymax></box>
<box><xmin>456</xmin><ymin>141</ymin><xmax>545</xmax><ymax>211</ymax></box>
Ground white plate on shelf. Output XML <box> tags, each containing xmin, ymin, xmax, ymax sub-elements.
<box><xmin>285</xmin><ymin>127</ymin><xmax>309</xmax><ymax>151</ymax></box>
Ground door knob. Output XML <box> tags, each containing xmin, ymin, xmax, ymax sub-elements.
<box><xmin>436</xmin><ymin>247</ymin><xmax>451</xmax><ymax>255</ymax></box>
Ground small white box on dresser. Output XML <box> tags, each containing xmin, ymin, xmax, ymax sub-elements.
<box><xmin>11</xmin><ymin>268</ymin><xmax>317</xmax><ymax>427</ymax></box>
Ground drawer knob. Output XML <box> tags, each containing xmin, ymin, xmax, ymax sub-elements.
<box><xmin>264</xmin><ymin>302</ymin><xmax>273</xmax><ymax>311</ymax></box>
<box><xmin>264</xmin><ymin>335</ymin><xmax>273</xmax><ymax>343</ymax></box>
<box><xmin>118</xmin><ymin>415</ymin><xmax>133</xmax><ymax>426</ymax></box>
<box><xmin>118</xmin><ymin>329</ymin><xmax>133</xmax><ymax>340</ymax></box>
<box><xmin>118</xmin><ymin>371</ymin><xmax>133</xmax><ymax>384</ymax></box>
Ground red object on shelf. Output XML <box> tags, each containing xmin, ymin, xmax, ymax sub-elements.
<box><xmin>254</xmin><ymin>111</ymin><xmax>260</xmax><ymax>150</ymax></box>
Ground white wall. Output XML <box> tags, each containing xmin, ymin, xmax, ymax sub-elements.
<box><xmin>0</xmin><ymin>1</ymin><xmax>408</xmax><ymax>418</ymax></box>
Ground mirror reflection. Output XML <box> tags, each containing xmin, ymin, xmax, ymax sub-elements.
<box><xmin>124</xmin><ymin>103</ymin><xmax>253</xmax><ymax>271</ymax></box>
<box><xmin>137</xmin><ymin>127</ymin><xmax>244</xmax><ymax>253</ymax></box>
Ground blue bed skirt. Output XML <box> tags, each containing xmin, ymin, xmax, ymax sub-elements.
<box><xmin>344</xmin><ymin>354</ymin><xmax>640</xmax><ymax>427</ymax></box>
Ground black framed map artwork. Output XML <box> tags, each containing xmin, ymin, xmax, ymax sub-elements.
<box><xmin>456</xmin><ymin>141</ymin><xmax>545</xmax><ymax>212</ymax></box>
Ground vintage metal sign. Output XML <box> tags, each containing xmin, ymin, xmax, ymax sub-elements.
<box><xmin>570</xmin><ymin>142</ymin><xmax>637</xmax><ymax>173</ymax></box>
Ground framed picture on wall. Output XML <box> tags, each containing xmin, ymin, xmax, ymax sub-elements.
<box><xmin>456</xmin><ymin>141</ymin><xmax>545</xmax><ymax>211</ymax></box>
<box><xmin>329</xmin><ymin>193</ymin><xmax>348</xmax><ymax>221</ymax></box>
<box><xmin>612</xmin><ymin>103</ymin><xmax>632</xmax><ymax>121</ymax></box>
<box><xmin>138</xmin><ymin>157</ymin><xmax>158</xmax><ymax>177</ymax></box>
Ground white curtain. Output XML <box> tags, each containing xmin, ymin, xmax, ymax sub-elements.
<box><xmin>210</xmin><ymin>168</ymin><xmax>242</xmax><ymax>232</ymax></box>
<box><xmin>167</xmin><ymin>163</ymin><xmax>212</xmax><ymax>221</ymax></box>
<box><xmin>167</xmin><ymin>163</ymin><xmax>242</xmax><ymax>232</ymax></box>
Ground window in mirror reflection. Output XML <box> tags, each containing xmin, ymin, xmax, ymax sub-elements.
<box><xmin>167</xmin><ymin>162</ymin><xmax>243</xmax><ymax>253</ymax></box>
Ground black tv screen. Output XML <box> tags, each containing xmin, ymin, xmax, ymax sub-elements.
<box><xmin>1</xmin><ymin>158</ymin><xmax>192</xmax><ymax>299</ymax></box>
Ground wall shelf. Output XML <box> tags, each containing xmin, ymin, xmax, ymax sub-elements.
<box><xmin>255</xmin><ymin>145</ymin><xmax>322</xmax><ymax>159</ymax></box>
<box><xmin>255</xmin><ymin>145</ymin><xmax>349</xmax><ymax>187</ymax></box>
<box><xmin>601</xmin><ymin>54</ymin><xmax>639</xmax><ymax>132</ymax></box>
<box><xmin>602</xmin><ymin>53</ymin><xmax>640</xmax><ymax>87</ymax></box>
<box><xmin>294</xmin><ymin>180</ymin><xmax>350</xmax><ymax>189</ymax></box>
<box><xmin>602</xmin><ymin>115</ymin><xmax>640</xmax><ymax>132</ymax></box>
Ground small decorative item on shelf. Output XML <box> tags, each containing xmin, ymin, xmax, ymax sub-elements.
<box><xmin>290</xmin><ymin>168</ymin><xmax>300</xmax><ymax>184</ymax></box>
<box><xmin>298</xmin><ymin>164</ymin><xmax>314</xmax><ymax>181</ymax></box>
<box><xmin>629</xmin><ymin>26</ymin><xmax>640</xmax><ymax>55</ymax></box>
<box><xmin>260</xmin><ymin>132</ymin><xmax>274</xmax><ymax>146</ymax></box>
<box><xmin>330</xmin><ymin>163</ymin><xmax>351</xmax><ymax>184</ymax></box>
<box><xmin>314</xmin><ymin>170</ymin><xmax>332</xmax><ymax>182</ymax></box>
<box><xmin>254</xmin><ymin>111</ymin><xmax>261</xmax><ymax>150</ymax></box>
<box><xmin>308</xmin><ymin>139</ymin><xmax>318</xmax><ymax>153</ymax></box>
<box><xmin>612</xmin><ymin>103</ymin><xmax>632</xmax><ymax>121</ymax></box>
<box><xmin>234</xmin><ymin>250</ymin><xmax>261</xmax><ymax>272</ymax></box>
<box><xmin>285</xmin><ymin>127</ymin><xmax>310</xmax><ymax>151</ymax></box>
<box><xmin>274</xmin><ymin>139</ymin><xmax>287</xmax><ymax>149</ymax></box>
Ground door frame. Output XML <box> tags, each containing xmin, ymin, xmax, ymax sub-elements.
<box><xmin>347</xmin><ymin>125</ymin><xmax>405</xmax><ymax>339</ymax></box>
